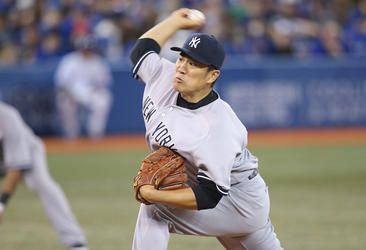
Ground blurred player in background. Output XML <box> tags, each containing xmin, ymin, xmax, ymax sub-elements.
<box><xmin>54</xmin><ymin>35</ymin><xmax>113</xmax><ymax>140</ymax></box>
<box><xmin>0</xmin><ymin>101</ymin><xmax>88</xmax><ymax>250</ymax></box>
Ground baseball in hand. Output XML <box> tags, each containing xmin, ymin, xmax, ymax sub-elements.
<box><xmin>187</xmin><ymin>9</ymin><xmax>205</xmax><ymax>23</ymax></box>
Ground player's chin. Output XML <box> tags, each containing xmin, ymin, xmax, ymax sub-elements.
<box><xmin>173</xmin><ymin>80</ymin><xmax>184</xmax><ymax>92</ymax></box>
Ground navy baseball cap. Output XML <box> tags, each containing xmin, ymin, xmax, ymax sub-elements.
<box><xmin>171</xmin><ymin>33</ymin><xmax>225</xmax><ymax>69</ymax></box>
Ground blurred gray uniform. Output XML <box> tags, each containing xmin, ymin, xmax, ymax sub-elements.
<box><xmin>0</xmin><ymin>102</ymin><xmax>87</xmax><ymax>248</ymax></box>
<box><xmin>55</xmin><ymin>50</ymin><xmax>112</xmax><ymax>139</ymax></box>
<box><xmin>131</xmin><ymin>52</ymin><xmax>283</xmax><ymax>249</ymax></box>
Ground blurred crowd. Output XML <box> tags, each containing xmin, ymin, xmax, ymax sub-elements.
<box><xmin>1</xmin><ymin>0</ymin><xmax>366</xmax><ymax>65</ymax></box>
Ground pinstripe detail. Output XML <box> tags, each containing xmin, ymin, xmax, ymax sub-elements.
<box><xmin>215</xmin><ymin>185</ymin><xmax>229</xmax><ymax>195</ymax></box>
<box><xmin>132</xmin><ymin>51</ymin><xmax>155</xmax><ymax>79</ymax></box>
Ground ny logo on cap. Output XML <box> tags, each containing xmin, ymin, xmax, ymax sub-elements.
<box><xmin>188</xmin><ymin>36</ymin><xmax>200</xmax><ymax>48</ymax></box>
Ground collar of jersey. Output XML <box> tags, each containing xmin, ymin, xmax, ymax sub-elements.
<box><xmin>176</xmin><ymin>90</ymin><xmax>218</xmax><ymax>110</ymax></box>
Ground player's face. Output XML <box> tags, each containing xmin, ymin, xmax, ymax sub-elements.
<box><xmin>173</xmin><ymin>54</ymin><xmax>220</xmax><ymax>103</ymax></box>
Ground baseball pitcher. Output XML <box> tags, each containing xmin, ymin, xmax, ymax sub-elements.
<box><xmin>129</xmin><ymin>8</ymin><xmax>283</xmax><ymax>250</ymax></box>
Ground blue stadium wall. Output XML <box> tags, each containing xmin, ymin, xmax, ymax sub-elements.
<box><xmin>0</xmin><ymin>57</ymin><xmax>365</xmax><ymax>136</ymax></box>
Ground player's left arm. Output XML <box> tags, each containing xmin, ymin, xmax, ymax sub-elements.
<box><xmin>139</xmin><ymin>185</ymin><xmax>197</xmax><ymax>210</ymax></box>
<box><xmin>139</xmin><ymin>177</ymin><xmax>223</xmax><ymax>210</ymax></box>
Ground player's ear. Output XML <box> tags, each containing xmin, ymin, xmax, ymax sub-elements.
<box><xmin>207</xmin><ymin>69</ymin><xmax>220</xmax><ymax>86</ymax></box>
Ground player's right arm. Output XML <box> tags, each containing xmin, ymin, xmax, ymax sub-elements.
<box><xmin>130</xmin><ymin>8</ymin><xmax>204</xmax><ymax>81</ymax></box>
<box><xmin>54</xmin><ymin>53</ymin><xmax>77</xmax><ymax>90</ymax></box>
<box><xmin>139</xmin><ymin>8</ymin><xmax>204</xmax><ymax>48</ymax></box>
<box><xmin>0</xmin><ymin>169</ymin><xmax>22</xmax><ymax>222</ymax></box>
<box><xmin>0</xmin><ymin>103</ymin><xmax>33</xmax><ymax>222</ymax></box>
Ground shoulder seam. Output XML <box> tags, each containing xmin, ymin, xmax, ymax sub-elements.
<box><xmin>132</xmin><ymin>51</ymin><xmax>156</xmax><ymax>79</ymax></box>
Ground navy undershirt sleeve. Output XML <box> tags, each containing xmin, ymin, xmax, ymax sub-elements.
<box><xmin>130</xmin><ymin>38</ymin><xmax>161</xmax><ymax>65</ymax></box>
<box><xmin>191</xmin><ymin>178</ymin><xmax>224</xmax><ymax>210</ymax></box>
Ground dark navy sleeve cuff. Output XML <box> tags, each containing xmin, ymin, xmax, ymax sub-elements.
<box><xmin>130</xmin><ymin>38</ymin><xmax>161</xmax><ymax>65</ymax></box>
<box><xmin>191</xmin><ymin>177</ymin><xmax>225</xmax><ymax>210</ymax></box>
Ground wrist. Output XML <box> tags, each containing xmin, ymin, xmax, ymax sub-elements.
<box><xmin>140</xmin><ymin>185</ymin><xmax>155</xmax><ymax>203</ymax></box>
<box><xmin>0</xmin><ymin>192</ymin><xmax>11</xmax><ymax>206</ymax></box>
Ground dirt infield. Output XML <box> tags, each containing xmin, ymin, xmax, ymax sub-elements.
<box><xmin>44</xmin><ymin>127</ymin><xmax>366</xmax><ymax>154</ymax></box>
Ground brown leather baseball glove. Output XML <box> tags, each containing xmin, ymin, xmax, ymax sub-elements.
<box><xmin>133</xmin><ymin>147</ymin><xmax>188</xmax><ymax>205</ymax></box>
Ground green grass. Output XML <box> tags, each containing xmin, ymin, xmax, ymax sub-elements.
<box><xmin>1</xmin><ymin>144</ymin><xmax>366</xmax><ymax>250</ymax></box>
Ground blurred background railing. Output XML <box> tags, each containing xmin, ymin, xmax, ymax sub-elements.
<box><xmin>1</xmin><ymin>56</ymin><xmax>365</xmax><ymax>136</ymax></box>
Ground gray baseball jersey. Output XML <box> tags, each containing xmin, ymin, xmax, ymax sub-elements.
<box><xmin>54</xmin><ymin>51</ymin><xmax>112</xmax><ymax>139</ymax></box>
<box><xmin>0</xmin><ymin>102</ymin><xmax>87</xmax><ymax>248</ymax></box>
<box><xmin>134</xmin><ymin>52</ymin><xmax>258</xmax><ymax>192</ymax></box>
<box><xmin>132</xmin><ymin>52</ymin><xmax>283</xmax><ymax>249</ymax></box>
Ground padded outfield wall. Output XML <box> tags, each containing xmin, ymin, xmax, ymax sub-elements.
<box><xmin>0</xmin><ymin>57</ymin><xmax>365</xmax><ymax>136</ymax></box>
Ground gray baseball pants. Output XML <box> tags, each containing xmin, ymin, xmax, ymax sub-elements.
<box><xmin>23</xmin><ymin>138</ymin><xmax>87</xmax><ymax>247</ymax></box>
<box><xmin>132</xmin><ymin>173</ymin><xmax>283</xmax><ymax>250</ymax></box>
